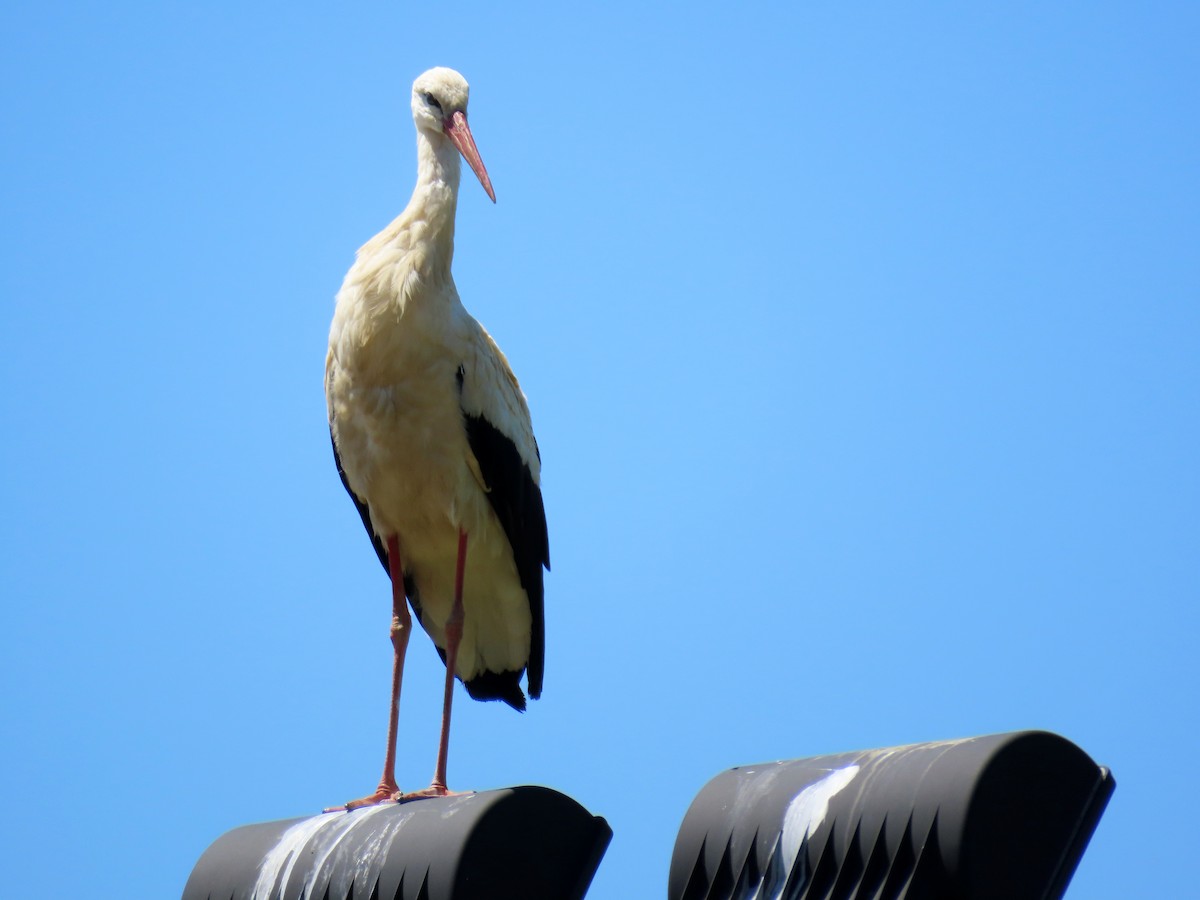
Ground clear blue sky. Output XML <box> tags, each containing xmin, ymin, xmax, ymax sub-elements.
<box><xmin>2</xmin><ymin>3</ymin><xmax>1196</xmax><ymax>897</ymax></box>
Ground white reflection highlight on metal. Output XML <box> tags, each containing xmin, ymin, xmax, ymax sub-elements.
<box><xmin>781</xmin><ymin>763</ymin><xmax>861</xmax><ymax>862</ymax></box>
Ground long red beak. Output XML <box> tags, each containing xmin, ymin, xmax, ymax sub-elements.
<box><xmin>444</xmin><ymin>110</ymin><xmax>495</xmax><ymax>203</ymax></box>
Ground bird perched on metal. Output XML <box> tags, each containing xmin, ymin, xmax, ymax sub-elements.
<box><xmin>324</xmin><ymin>67</ymin><xmax>549</xmax><ymax>810</ymax></box>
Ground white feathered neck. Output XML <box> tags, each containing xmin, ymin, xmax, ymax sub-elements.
<box><xmin>356</xmin><ymin>128</ymin><xmax>464</xmax><ymax>284</ymax></box>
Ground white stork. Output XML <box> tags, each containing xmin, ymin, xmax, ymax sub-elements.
<box><xmin>324</xmin><ymin>67</ymin><xmax>549</xmax><ymax>809</ymax></box>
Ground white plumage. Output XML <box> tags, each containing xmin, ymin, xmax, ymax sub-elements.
<box><xmin>324</xmin><ymin>67</ymin><xmax>548</xmax><ymax>808</ymax></box>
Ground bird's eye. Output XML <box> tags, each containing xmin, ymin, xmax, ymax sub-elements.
<box><xmin>422</xmin><ymin>92</ymin><xmax>443</xmax><ymax>112</ymax></box>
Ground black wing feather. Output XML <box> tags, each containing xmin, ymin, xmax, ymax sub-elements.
<box><xmin>331</xmin><ymin>426</ymin><xmax>439</xmax><ymax>684</ymax></box>
<box><xmin>458</xmin><ymin>367</ymin><xmax>550</xmax><ymax>701</ymax></box>
<box><xmin>330</xmin><ymin>427</ymin><xmax>388</xmax><ymax>574</ymax></box>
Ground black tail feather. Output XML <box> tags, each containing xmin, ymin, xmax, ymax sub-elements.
<box><xmin>464</xmin><ymin>669</ymin><xmax>527</xmax><ymax>712</ymax></box>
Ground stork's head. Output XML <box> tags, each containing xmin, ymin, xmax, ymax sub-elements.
<box><xmin>411</xmin><ymin>67</ymin><xmax>495</xmax><ymax>203</ymax></box>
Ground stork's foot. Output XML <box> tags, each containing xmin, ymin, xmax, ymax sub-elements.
<box><xmin>323</xmin><ymin>781</ymin><xmax>402</xmax><ymax>813</ymax></box>
<box><xmin>396</xmin><ymin>782</ymin><xmax>473</xmax><ymax>803</ymax></box>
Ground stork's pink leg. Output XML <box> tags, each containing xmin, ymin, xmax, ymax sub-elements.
<box><xmin>402</xmin><ymin>529</ymin><xmax>469</xmax><ymax>800</ymax></box>
<box><xmin>325</xmin><ymin>535</ymin><xmax>410</xmax><ymax>812</ymax></box>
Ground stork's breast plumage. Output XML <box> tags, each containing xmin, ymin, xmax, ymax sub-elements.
<box><xmin>329</xmin><ymin>307</ymin><xmax>474</xmax><ymax>538</ymax></box>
